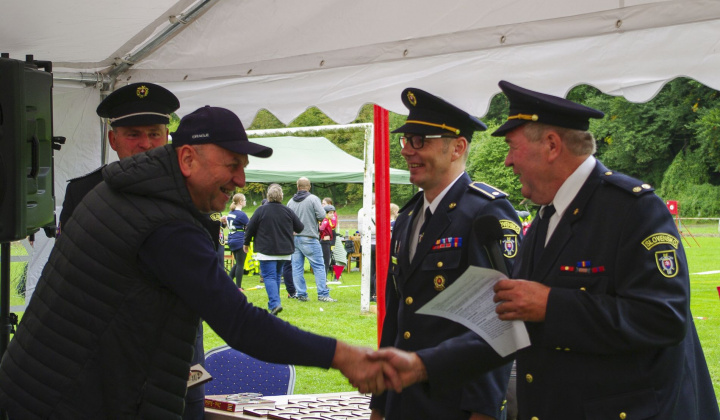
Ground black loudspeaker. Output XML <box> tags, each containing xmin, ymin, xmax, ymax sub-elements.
<box><xmin>0</xmin><ymin>56</ymin><xmax>59</xmax><ymax>242</ymax></box>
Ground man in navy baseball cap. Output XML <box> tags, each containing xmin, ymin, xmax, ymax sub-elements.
<box><xmin>172</xmin><ymin>105</ymin><xmax>272</xmax><ymax>158</ymax></box>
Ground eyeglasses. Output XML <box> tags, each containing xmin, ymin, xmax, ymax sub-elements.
<box><xmin>399</xmin><ymin>134</ymin><xmax>458</xmax><ymax>149</ymax></box>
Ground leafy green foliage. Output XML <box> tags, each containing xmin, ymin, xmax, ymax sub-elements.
<box><xmin>241</xmin><ymin>79</ymin><xmax>720</xmax><ymax>216</ymax></box>
<box><xmin>466</xmin><ymin>125</ymin><xmax>523</xmax><ymax>207</ymax></box>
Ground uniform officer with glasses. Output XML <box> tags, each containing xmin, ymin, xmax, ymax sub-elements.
<box><xmin>370</xmin><ymin>88</ymin><xmax>523</xmax><ymax>420</ymax></box>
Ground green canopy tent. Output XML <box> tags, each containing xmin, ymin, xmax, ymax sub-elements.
<box><xmin>245</xmin><ymin>136</ymin><xmax>410</xmax><ymax>184</ymax></box>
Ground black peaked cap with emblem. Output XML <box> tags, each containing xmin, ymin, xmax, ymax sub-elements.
<box><xmin>392</xmin><ymin>88</ymin><xmax>487</xmax><ymax>140</ymax></box>
<box><xmin>97</xmin><ymin>82</ymin><xmax>179</xmax><ymax>127</ymax></box>
<box><xmin>492</xmin><ymin>80</ymin><xmax>604</xmax><ymax>137</ymax></box>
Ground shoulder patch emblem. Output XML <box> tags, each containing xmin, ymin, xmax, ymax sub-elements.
<box><xmin>656</xmin><ymin>250</ymin><xmax>679</xmax><ymax>278</ymax></box>
<box><xmin>501</xmin><ymin>236</ymin><xmax>518</xmax><ymax>258</ymax></box>
<box><xmin>210</xmin><ymin>212</ymin><xmax>222</xmax><ymax>222</ymax></box>
<box><xmin>468</xmin><ymin>182</ymin><xmax>508</xmax><ymax>200</ymax></box>
<box><xmin>642</xmin><ymin>233</ymin><xmax>679</xmax><ymax>250</ymax></box>
<box><xmin>499</xmin><ymin>219</ymin><xmax>521</xmax><ymax>235</ymax></box>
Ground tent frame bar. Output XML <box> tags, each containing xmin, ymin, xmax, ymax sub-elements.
<box><xmin>51</xmin><ymin>0</ymin><xmax>219</xmax><ymax>85</ymax></box>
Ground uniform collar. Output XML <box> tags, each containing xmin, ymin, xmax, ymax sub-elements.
<box><xmin>548</xmin><ymin>155</ymin><xmax>596</xmax><ymax>219</ymax></box>
<box><xmin>423</xmin><ymin>172</ymin><xmax>465</xmax><ymax>215</ymax></box>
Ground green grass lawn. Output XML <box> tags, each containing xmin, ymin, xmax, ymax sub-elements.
<box><xmin>5</xmin><ymin>234</ymin><xmax>720</xmax><ymax>399</ymax></box>
<box><xmin>203</xmin><ymin>269</ymin><xmax>375</xmax><ymax>394</ymax></box>
<box><xmin>206</xmin><ymin>233</ymin><xmax>720</xmax><ymax>398</ymax></box>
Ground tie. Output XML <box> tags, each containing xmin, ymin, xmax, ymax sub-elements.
<box><xmin>532</xmin><ymin>204</ymin><xmax>555</xmax><ymax>270</ymax></box>
<box><xmin>418</xmin><ymin>207</ymin><xmax>433</xmax><ymax>243</ymax></box>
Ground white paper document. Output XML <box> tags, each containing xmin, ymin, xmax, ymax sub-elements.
<box><xmin>416</xmin><ymin>266</ymin><xmax>530</xmax><ymax>357</ymax></box>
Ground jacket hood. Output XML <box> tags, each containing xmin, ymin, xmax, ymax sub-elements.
<box><xmin>292</xmin><ymin>190</ymin><xmax>311</xmax><ymax>202</ymax></box>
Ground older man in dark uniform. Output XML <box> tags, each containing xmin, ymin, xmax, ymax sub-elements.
<box><xmin>59</xmin><ymin>82</ymin><xmax>179</xmax><ymax>231</ymax></box>
<box><xmin>370</xmin><ymin>88</ymin><xmax>522</xmax><ymax>420</ymax></box>
<box><xmin>372</xmin><ymin>81</ymin><xmax>720</xmax><ymax>420</ymax></box>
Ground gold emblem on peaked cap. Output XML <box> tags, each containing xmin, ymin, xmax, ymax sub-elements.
<box><xmin>407</xmin><ymin>91</ymin><xmax>417</xmax><ymax>106</ymax></box>
<box><xmin>136</xmin><ymin>85</ymin><xmax>149</xmax><ymax>99</ymax></box>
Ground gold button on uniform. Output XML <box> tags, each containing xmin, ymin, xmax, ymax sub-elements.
<box><xmin>580</xmin><ymin>287</ymin><xmax>586</xmax><ymax>291</ymax></box>
<box><xmin>405</xmin><ymin>297</ymin><xmax>413</xmax><ymax>305</ymax></box>
<box><xmin>437</xmin><ymin>261</ymin><xmax>443</xmax><ymax>268</ymax></box>
<box><xmin>525</xmin><ymin>374</ymin><xmax>533</xmax><ymax>383</ymax></box>
<box><xmin>531</xmin><ymin>417</ymin><xmax>539</xmax><ymax>420</ymax></box>
<box><xmin>403</xmin><ymin>331</ymin><xmax>411</xmax><ymax>340</ymax></box>
<box><xmin>619</xmin><ymin>413</ymin><xmax>627</xmax><ymax>420</ymax></box>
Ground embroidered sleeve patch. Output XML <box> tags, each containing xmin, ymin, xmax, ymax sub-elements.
<box><xmin>499</xmin><ymin>219</ymin><xmax>521</xmax><ymax>235</ymax></box>
<box><xmin>642</xmin><ymin>233</ymin><xmax>679</xmax><ymax>250</ymax></box>
<box><xmin>656</xmin><ymin>250</ymin><xmax>679</xmax><ymax>278</ymax></box>
<box><xmin>501</xmin><ymin>235</ymin><xmax>518</xmax><ymax>258</ymax></box>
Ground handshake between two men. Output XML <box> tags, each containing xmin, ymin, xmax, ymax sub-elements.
<box><xmin>334</xmin><ymin>278</ymin><xmax>548</xmax><ymax>394</ymax></box>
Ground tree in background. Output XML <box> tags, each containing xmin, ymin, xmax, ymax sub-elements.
<box><xmin>466</xmin><ymin>124</ymin><xmax>524</xmax><ymax>208</ymax></box>
<box><xmin>238</xmin><ymin>79</ymin><xmax>720</xmax><ymax>217</ymax></box>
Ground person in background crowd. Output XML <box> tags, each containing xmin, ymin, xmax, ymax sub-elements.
<box><xmin>371</xmin><ymin>81</ymin><xmax>720</xmax><ymax>420</ymax></box>
<box><xmin>320</xmin><ymin>204</ymin><xmax>338</xmax><ymax>279</ymax></box>
<box><xmin>227</xmin><ymin>193</ymin><xmax>249</xmax><ymax>291</ymax></box>
<box><xmin>370</xmin><ymin>87</ymin><xmax>521</xmax><ymax>420</ymax></box>
<box><xmin>287</xmin><ymin>177</ymin><xmax>336</xmax><ymax>302</ymax></box>
<box><xmin>389</xmin><ymin>203</ymin><xmax>399</xmax><ymax>232</ymax></box>
<box><xmin>244</xmin><ymin>184</ymin><xmax>303</xmax><ymax>316</ymax></box>
<box><xmin>0</xmin><ymin>106</ymin><xmax>401</xmax><ymax>420</ymax></box>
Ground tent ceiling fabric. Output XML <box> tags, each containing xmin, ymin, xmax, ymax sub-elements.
<box><xmin>244</xmin><ymin>137</ymin><xmax>410</xmax><ymax>184</ymax></box>
<box><xmin>3</xmin><ymin>0</ymin><xmax>719</xmax><ymax>125</ymax></box>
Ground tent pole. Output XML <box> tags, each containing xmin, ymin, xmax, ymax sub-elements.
<box><xmin>373</xmin><ymin>105</ymin><xmax>390</xmax><ymax>344</ymax></box>
<box><xmin>359</xmin><ymin>125</ymin><xmax>374</xmax><ymax>313</ymax></box>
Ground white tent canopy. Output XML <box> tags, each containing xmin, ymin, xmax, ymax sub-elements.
<box><xmin>5</xmin><ymin>0</ymin><xmax>720</xmax><ymax>304</ymax></box>
<box><xmin>4</xmin><ymin>0</ymin><xmax>720</xmax><ymax>191</ymax></box>
<box><xmin>243</xmin><ymin>137</ymin><xmax>410</xmax><ymax>184</ymax></box>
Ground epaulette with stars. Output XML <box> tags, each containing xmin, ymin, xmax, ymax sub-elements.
<box><xmin>468</xmin><ymin>182</ymin><xmax>508</xmax><ymax>200</ymax></box>
<box><xmin>601</xmin><ymin>170</ymin><xmax>654</xmax><ymax>196</ymax></box>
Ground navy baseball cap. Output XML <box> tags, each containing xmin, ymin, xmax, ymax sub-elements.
<box><xmin>392</xmin><ymin>88</ymin><xmax>487</xmax><ymax>140</ymax></box>
<box><xmin>96</xmin><ymin>83</ymin><xmax>179</xmax><ymax>127</ymax></box>
<box><xmin>171</xmin><ymin>106</ymin><xmax>273</xmax><ymax>158</ymax></box>
<box><xmin>492</xmin><ymin>81</ymin><xmax>605</xmax><ymax>137</ymax></box>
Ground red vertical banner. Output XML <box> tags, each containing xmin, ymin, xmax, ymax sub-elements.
<box><xmin>373</xmin><ymin>105</ymin><xmax>390</xmax><ymax>345</ymax></box>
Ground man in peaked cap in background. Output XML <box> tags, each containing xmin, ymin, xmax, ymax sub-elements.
<box><xmin>59</xmin><ymin>82</ymin><xmax>180</xmax><ymax>231</ymax></box>
<box><xmin>371</xmin><ymin>81</ymin><xmax>720</xmax><ymax>420</ymax></box>
<box><xmin>0</xmin><ymin>105</ymin><xmax>401</xmax><ymax>419</ymax></box>
<box><xmin>370</xmin><ymin>88</ymin><xmax>522</xmax><ymax>420</ymax></box>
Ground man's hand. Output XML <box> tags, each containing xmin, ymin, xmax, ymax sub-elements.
<box><xmin>493</xmin><ymin>279</ymin><xmax>550</xmax><ymax>322</ymax></box>
<box><xmin>331</xmin><ymin>341</ymin><xmax>402</xmax><ymax>394</ymax></box>
<box><xmin>368</xmin><ymin>347</ymin><xmax>427</xmax><ymax>389</ymax></box>
<box><xmin>242</xmin><ymin>245</ymin><xmax>249</xmax><ymax>253</ymax></box>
